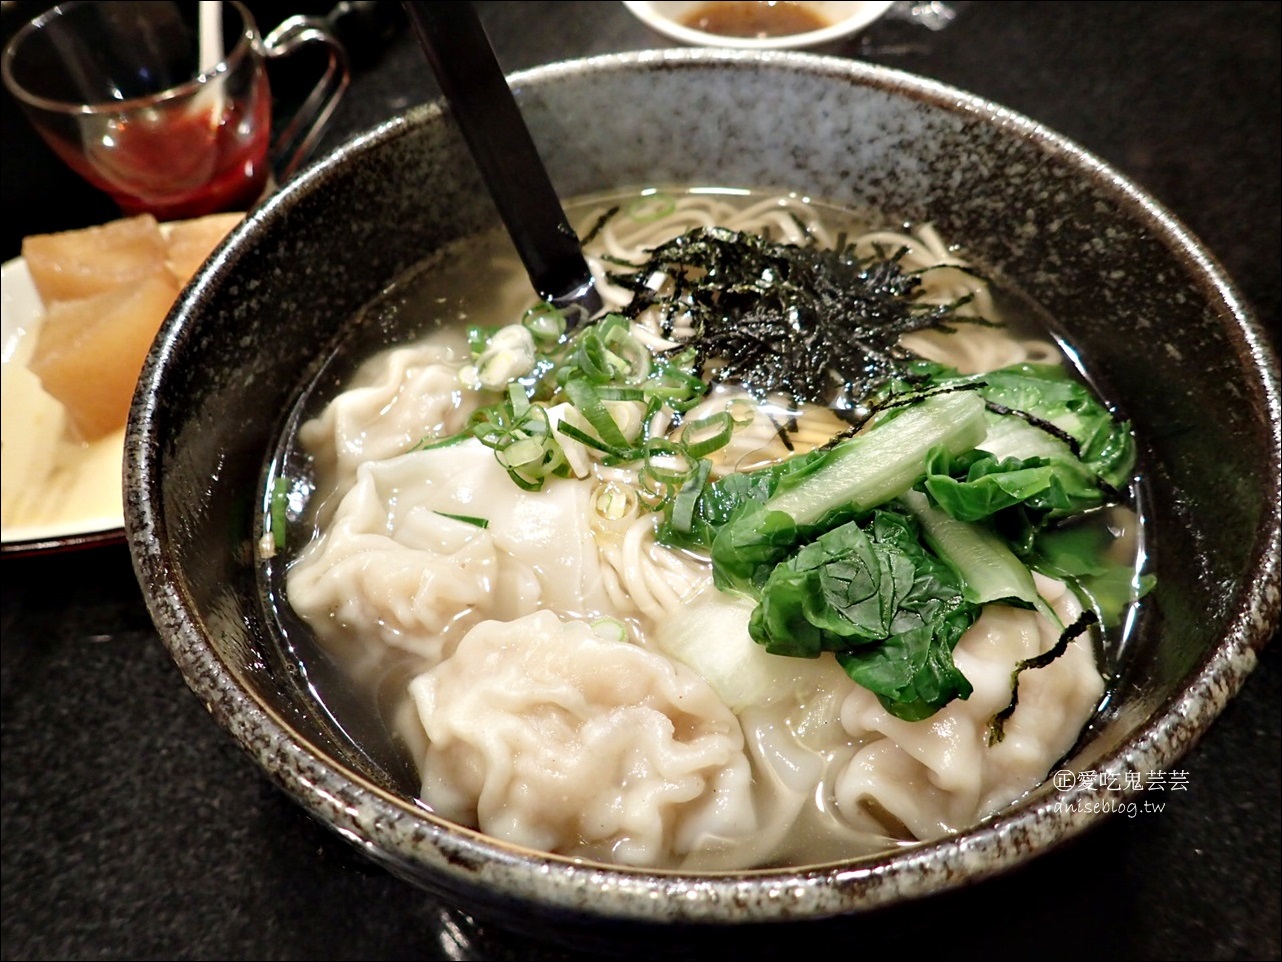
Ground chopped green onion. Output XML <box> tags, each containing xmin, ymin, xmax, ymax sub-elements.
<box><xmin>727</xmin><ymin>396</ymin><xmax>757</xmax><ymax>427</ymax></box>
<box><xmin>637</xmin><ymin>438</ymin><xmax>700</xmax><ymax>508</ymax></box>
<box><xmin>594</xmin><ymin>386</ymin><xmax>646</xmax><ymax>402</ymax></box>
<box><xmin>410</xmin><ymin>431</ymin><xmax>470</xmax><ymax>453</ymax></box>
<box><xmin>626</xmin><ymin>192</ymin><xmax>676</xmax><ymax>223</ymax></box>
<box><xmin>590</xmin><ymin>617</ymin><xmax>629</xmax><ymax>643</ymax></box>
<box><xmin>557</xmin><ymin>419</ymin><xmax>630</xmax><ymax>458</ymax></box>
<box><xmin>670</xmin><ymin>459</ymin><xmax>712</xmax><ymax>534</ymax></box>
<box><xmin>475</xmin><ymin>340</ymin><xmax>535</xmax><ymax>390</ymax></box>
<box><xmin>451</xmin><ymin>311</ymin><xmax>717</xmax><ymax>509</ymax></box>
<box><xmin>499</xmin><ymin>437</ymin><xmax>547</xmax><ymax>470</ymax></box>
<box><xmin>566</xmin><ymin>314</ymin><xmax>652</xmax><ymax>386</ymax></box>
<box><xmin>645</xmin><ymin>358</ymin><xmax>706</xmax><ymax>411</ymax></box>
<box><xmin>563</xmin><ymin>377</ymin><xmax>632</xmax><ymax>451</ymax></box>
<box><xmin>433</xmin><ymin>511</ymin><xmax>490</xmax><ymax>529</ymax></box>
<box><xmin>507</xmin><ymin>382</ymin><xmax>530</xmax><ymax>415</ymax></box>
<box><xmin>471</xmin><ymin>398</ymin><xmax>569</xmax><ymax>490</ymax></box>
<box><xmin>602</xmin><ymin>321</ymin><xmax>651</xmax><ymax>383</ymax></box>
<box><xmin>592</xmin><ymin>481</ymin><xmax>638</xmax><ymax>522</ymax></box>
<box><xmin>270</xmin><ymin>475</ymin><xmax>289</xmax><ymax>550</ymax></box>
<box><xmin>681</xmin><ymin>412</ymin><xmax>735</xmax><ymax>458</ymax></box>
<box><xmin>642</xmin><ymin>438</ymin><xmax>696</xmax><ymax>483</ymax></box>
<box><xmin>522</xmin><ymin>302</ymin><xmax>568</xmax><ymax>344</ymax></box>
<box><xmin>637</xmin><ymin>468</ymin><xmax>675</xmax><ymax>509</ymax></box>
<box><xmin>467</xmin><ymin>323</ymin><xmax>500</xmax><ymax>355</ymax></box>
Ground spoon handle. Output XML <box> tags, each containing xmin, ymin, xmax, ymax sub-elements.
<box><xmin>403</xmin><ymin>2</ymin><xmax>599</xmax><ymax>319</ymax></box>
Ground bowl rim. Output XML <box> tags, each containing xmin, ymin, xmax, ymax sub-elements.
<box><xmin>128</xmin><ymin>47</ymin><xmax>1281</xmax><ymax>924</ymax></box>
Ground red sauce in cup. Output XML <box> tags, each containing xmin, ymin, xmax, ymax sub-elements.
<box><xmin>43</xmin><ymin>84</ymin><xmax>272</xmax><ymax>220</ymax></box>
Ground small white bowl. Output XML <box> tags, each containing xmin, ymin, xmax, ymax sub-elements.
<box><xmin>622</xmin><ymin>1</ymin><xmax>895</xmax><ymax>49</ymax></box>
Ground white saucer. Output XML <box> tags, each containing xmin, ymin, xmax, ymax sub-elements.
<box><xmin>1</xmin><ymin>254</ymin><xmax>126</xmax><ymax>555</ymax></box>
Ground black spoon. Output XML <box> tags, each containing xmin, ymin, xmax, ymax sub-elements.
<box><xmin>402</xmin><ymin>2</ymin><xmax>602</xmax><ymax>326</ymax></box>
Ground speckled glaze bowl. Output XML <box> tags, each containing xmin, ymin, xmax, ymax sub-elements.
<box><xmin>126</xmin><ymin>50</ymin><xmax>1280</xmax><ymax>941</ymax></box>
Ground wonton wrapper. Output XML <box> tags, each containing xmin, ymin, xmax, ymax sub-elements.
<box><xmin>408</xmin><ymin>610</ymin><xmax>758</xmax><ymax>867</ymax></box>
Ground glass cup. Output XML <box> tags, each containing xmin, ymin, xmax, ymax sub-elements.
<box><xmin>1</xmin><ymin>1</ymin><xmax>349</xmax><ymax>220</ymax></box>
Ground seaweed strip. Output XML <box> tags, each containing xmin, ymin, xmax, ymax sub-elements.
<box><xmin>605</xmin><ymin>226</ymin><xmax>998</xmax><ymax>417</ymax></box>
<box><xmin>988</xmin><ymin>609</ymin><xmax>1099</xmax><ymax>744</ymax></box>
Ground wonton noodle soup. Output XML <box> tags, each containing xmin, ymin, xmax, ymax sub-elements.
<box><xmin>266</xmin><ymin>189</ymin><xmax>1144</xmax><ymax>871</ymax></box>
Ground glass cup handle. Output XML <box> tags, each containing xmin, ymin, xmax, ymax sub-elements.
<box><xmin>261</xmin><ymin>15</ymin><xmax>351</xmax><ymax>183</ymax></box>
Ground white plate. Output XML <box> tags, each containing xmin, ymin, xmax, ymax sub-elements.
<box><xmin>1</xmin><ymin>254</ymin><xmax>127</xmax><ymax>554</ymax></box>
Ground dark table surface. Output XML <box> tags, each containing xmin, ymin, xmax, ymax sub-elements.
<box><xmin>2</xmin><ymin>2</ymin><xmax>1279</xmax><ymax>959</ymax></box>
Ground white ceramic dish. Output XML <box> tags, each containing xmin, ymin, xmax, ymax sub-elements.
<box><xmin>622</xmin><ymin>1</ymin><xmax>894</xmax><ymax>49</ymax></box>
<box><xmin>0</xmin><ymin>255</ymin><xmax>126</xmax><ymax>555</ymax></box>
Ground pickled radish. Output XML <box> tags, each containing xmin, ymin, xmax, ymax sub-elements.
<box><xmin>22</xmin><ymin>214</ymin><xmax>167</xmax><ymax>303</ymax></box>
<box><xmin>165</xmin><ymin>211</ymin><xmax>245</xmax><ymax>284</ymax></box>
<box><xmin>28</xmin><ymin>272</ymin><xmax>180</xmax><ymax>440</ymax></box>
<box><xmin>19</xmin><ymin>211</ymin><xmax>244</xmax><ymax>440</ymax></box>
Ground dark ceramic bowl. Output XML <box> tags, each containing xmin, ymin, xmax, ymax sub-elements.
<box><xmin>126</xmin><ymin>50</ymin><xmax>1280</xmax><ymax>939</ymax></box>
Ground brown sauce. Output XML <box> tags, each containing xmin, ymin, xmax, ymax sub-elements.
<box><xmin>680</xmin><ymin>1</ymin><xmax>831</xmax><ymax>39</ymax></box>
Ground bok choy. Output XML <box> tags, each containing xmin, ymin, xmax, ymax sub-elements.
<box><xmin>657</xmin><ymin>363</ymin><xmax>1149</xmax><ymax>721</ymax></box>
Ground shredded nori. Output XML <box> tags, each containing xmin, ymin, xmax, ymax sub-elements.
<box><xmin>579</xmin><ymin>204</ymin><xmax>620</xmax><ymax>247</ymax></box>
<box><xmin>984</xmin><ymin>400</ymin><xmax>1084</xmax><ymax>459</ymax></box>
<box><xmin>988</xmin><ymin>608</ymin><xmax>1099</xmax><ymax>744</ymax></box>
<box><xmin>606</xmin><ymin>226</ymin><xmax>997</xmax><ymax>417</ymax></box>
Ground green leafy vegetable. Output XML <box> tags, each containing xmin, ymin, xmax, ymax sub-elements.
<box><xmin>748</xmin><ymin>509</ymin><xmax>978</xmax><ymax>720</ymax></box>
<box><xmin>1027</xmin><ymin>521</ymin><xmax>1155</xmax><ymax>628</ymax></box>
<box><xmin>662</xmin><ymin>389</ymin><xmax>989</xmax><ymax>591</ymax></box>
<box><xmin>898</xmin><ymin>488</ymin><xmax>1056</xmax><ymax>625</ymax></box>
<box><xmin>654</xmin><ymin>364</ymin><xmax>1145</xmax><ymax>721</ymax></box>
<box><xmin>893</xmin><ymin>362</ymin><xmax>1137</xmax><ymax>519</ymax></box>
